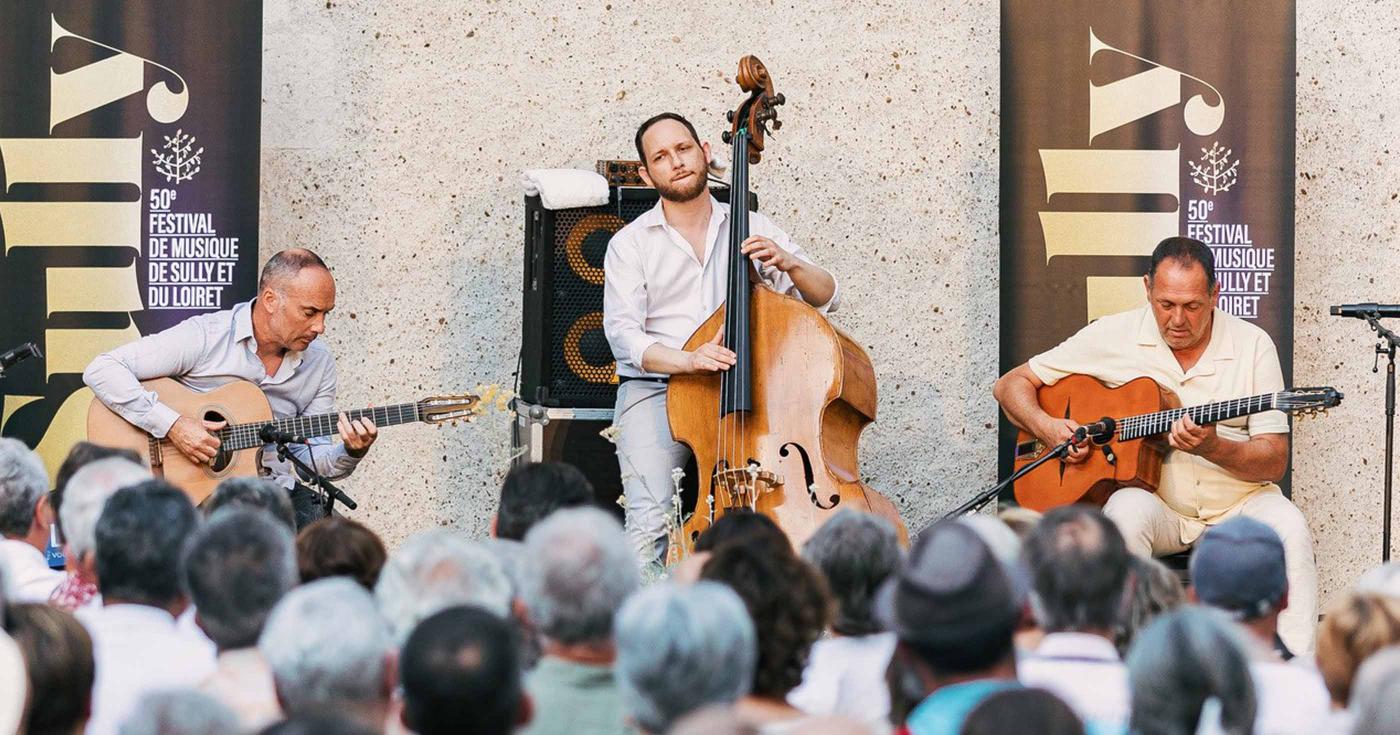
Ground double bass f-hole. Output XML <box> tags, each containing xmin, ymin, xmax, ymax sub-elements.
<box><xmin>779</xmin><ymin>442</ymin><xmax>838</xmax><ymax>510</ymax></box>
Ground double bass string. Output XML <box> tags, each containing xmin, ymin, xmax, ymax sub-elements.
<box><xmin>735</xmin><ymin>127</ymin><xmax>748</xmax><ymax>493</ymax></box>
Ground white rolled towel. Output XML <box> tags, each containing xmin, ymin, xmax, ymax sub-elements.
<box><xmin>521</xmin><ymin>169</ymin><xmax>610</xmax><ymax>210</ymax></box>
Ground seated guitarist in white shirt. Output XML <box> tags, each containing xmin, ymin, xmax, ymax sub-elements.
<box><xmin>603</xmin><ymin>112</ymin><xmax>839</xmax><ymax>563</ymax></box>
<box><xmin>992</xmin><ymin>237</ymin><xmax>1317</xmax><ymax>656</ymax></box>
<box><xmin>83</xmin><ymin>249</ymin><xmax>378</xmax><ymax>526</ymax></box>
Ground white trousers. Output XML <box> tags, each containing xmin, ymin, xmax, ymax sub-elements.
<box><xmin>1103</xmin><ymin>487</ymin><xmax>1318</xmax><ymax>655</ymax></box>
<box><xmin>612</xmin><ymin>380</ymin><xmax>689</xmax><ymax>563</ymax></box>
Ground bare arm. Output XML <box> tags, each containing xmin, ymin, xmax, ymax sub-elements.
<box><xmin>992</xmin><ymin>364</ymin><xmax>1050</xmax><ymax>434</ymax></box>
<box><xmin>1170</xmin><ymin>417</ymin><xmax>1289</xmax><ymax>483</ymax></box>
<box><xmin>785</xmin><ymin>260</ymin><xmax>837</xmax><ymax>309</ymax></box>
<box><xmin>640</xmin><ymin>330</ymin><xmax>736</xmax><ymax>375</ymax></box>
<box><xmin>740</xmin><ymin>235</ymin><xmax>837</xmax><ymax>310</ymax></box>
<box><xmin>993</xmin><ymin>363</ymin><xmax>1090</xmax><ymax>463</ymax></box>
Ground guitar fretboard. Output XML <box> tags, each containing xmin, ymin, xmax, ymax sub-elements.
<box><xmin>217</xmin><ymin>403</ymin><xmax>422</xmax><ymax>452</ymax></box>
<box><xmin>1116</xmin><ymin>393</ymin><xmax>1278</xmax><ymax>441</ymax></box>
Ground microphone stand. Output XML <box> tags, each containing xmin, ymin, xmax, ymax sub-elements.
<box><xmin>0</xmin><ymin>342</ymin><xmax>42</xmax><ymax>379</ymax></box>
<box><xmin>1365</xmin><ymin>312</ymin><xmax>1399</xmax><ymax>561</ymax></box>
<box><xmin>265</xmin><ymin>428</ymin><xmax>358</xmax><ymax>515</ymax></box>
<box><xmin>945</xmin><ymin>437</ymin><xmax>1078</xmax><ymax>518</ymax></box>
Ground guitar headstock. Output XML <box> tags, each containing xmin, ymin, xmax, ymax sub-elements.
<box><xmin>418</xmin><ymin>393</ymin><xmax>481</xmax><ymax>425</ymax></box>
<box><xmin>1278</xmin><ymin>387</ymin><xmax>1344</xmax><ymax>420</ymax></box>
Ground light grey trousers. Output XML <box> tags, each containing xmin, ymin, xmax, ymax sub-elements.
<box><xmin>612</xmin><ymin>380</ymin><xmax>690</xmax><ymax>563</ymax></box>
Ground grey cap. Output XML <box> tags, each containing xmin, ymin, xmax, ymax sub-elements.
<box><xmin>1190</xmin><ymin>516</ymin><xmax>1287</xmax><ymax>619</ymax></box>
<box><xmin>874</xmin><ymin>520</ymin><xmax>1027</xmax><ymax>645</ymax></box>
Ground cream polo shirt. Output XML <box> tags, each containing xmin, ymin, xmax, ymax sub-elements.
<box><xmin>1027</xmin><ymin>305</ymin><xmax>1289</xmax><ymax>523</ymax></box>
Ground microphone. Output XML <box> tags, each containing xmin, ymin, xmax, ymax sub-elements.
<box><xmin>1331</xmin><ymin>304</ymin><xmax>1400</xmax><ymax>319</ymax></box>
<box><xmin>1073</xmin><ymin>417</ymin><xmax>1116</xmax><ymax>445</ymax></box>
<box><xmin>258</xmin><ymin>424</ymin><xmax>307</xmax><ymax>445</ymax></box>
<box><xmin>0</xmin><ymin>342</ymin><xmax>42</xmax><ymax>372</ymax></box>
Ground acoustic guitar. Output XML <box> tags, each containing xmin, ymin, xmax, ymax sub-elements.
<box><xmin>87</xmin><ymin>378</ymin><xmax>480</xmax><ymax>504</ymax></box>
<box><xmin>1012</xmin><ymin>374</ymin><xmax>1342</xmax><ymax>511</ymax></box>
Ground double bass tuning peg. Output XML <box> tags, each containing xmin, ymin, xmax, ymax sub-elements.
<box><xmin>726</xmin><ymin>110</ymin><xmax>735</xmax><ymax>122</ymax></box>
<box><xmin>721</xmin><ymin>130</ymin><xmax>733</xmax><ymax>144</ymax></box>
<box><xmin>772</xmin><ymin>93</ymin><xmax>785</xmax><ymax>106</ymax></box>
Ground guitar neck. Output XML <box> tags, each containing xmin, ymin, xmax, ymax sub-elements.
<box><xmin>219</xmin><ymin>403</ymin><xmax>421</xmax><ymax>452</ymax></box>
<box><xmin>1117</xmin><ymin>393</ymin><xmax>1278</xmax><ymax>441</ymax></box>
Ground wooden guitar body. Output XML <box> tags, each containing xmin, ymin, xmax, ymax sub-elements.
<box><xmin>1012</xmin><ymin>375</ymin><xmax>1176</xmax><ymax>511</ymax></box>
<box><xmin>86</xmin><ymin>378</ymin><xmax>272</xmax><ymax>505</ymax></box>
<box><xmin>667</xmin><ymin>287</ymin><xmax>907</xmax><ymax>551</ymax></box>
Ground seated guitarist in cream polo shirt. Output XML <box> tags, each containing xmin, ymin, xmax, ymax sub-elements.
<box><xmin>84</xmin><ymin>249</ymin><xmax>378</xmax><ymax>527</ymax></box>
<box><xmin>993</xmin><ymin>237</ymin><xmax>1317</xmax><ymax>655</ymax></box>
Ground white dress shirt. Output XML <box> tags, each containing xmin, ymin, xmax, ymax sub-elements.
<box><xmin>0</xmin><ymin>538</ymin><xmax>64</xmax><ymax>602</ymax></box>
<box><xmin>83</xmin><ymin>300</ymin><xmax>361</xmax><ymax>489</ymax></box>
<box><xmin>1251</xmin><ymin>659</ymin><xmax>1331</xmax><ymax>735</ymax></box>
<box><xmin>787</xmin><ymin>632</ymin><xmax>895</xmax><ymax>734</ymax></box>
<box><xmin>77</xmin><ymin>603</ymin><xmax>217</xmax><ymax>735</ymax></box>
<box><xmin>603</xmin><ymin>195</ymin><xmax>839</xmax><ymax>378</ymax></box>
<box><xmin>1017</xmin><ymin>632</ymin><xmax>1130</xmax><ymax>732</ymax></box>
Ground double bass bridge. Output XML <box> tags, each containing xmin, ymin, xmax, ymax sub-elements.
<box><xmin>712</xmin><ymin>461</ymin><xmax>784</xmax><ymax>512</ymax></box>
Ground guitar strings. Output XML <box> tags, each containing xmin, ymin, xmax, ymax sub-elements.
<box><xmin>1115</xmin><ymin>393</ymin><xmax>1281</xmax><ymax>441</ymax></box>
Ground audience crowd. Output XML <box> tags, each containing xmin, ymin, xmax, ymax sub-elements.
<box><xmin>3</xmin><ymin>436</ymin><xmax>1400</xmax><ymax>734</ymax></box>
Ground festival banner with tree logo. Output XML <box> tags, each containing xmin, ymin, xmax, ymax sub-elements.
<box><xmin>0</xmin><ymin>1</ymin><xmax>262</xmax><ymax>474</ymax></box>
<box><xmin>999</xmin><ymin>1</ymin><xmax>1295</xmax><ymax>483</ymax></box>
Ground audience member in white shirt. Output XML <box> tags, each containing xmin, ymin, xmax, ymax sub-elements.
<box><xmin>1017</xmin><ymin>505</ymin><xmax>1133</xmax><ymax>733</ymax></box>
<box><xmin>77</xmin><ymin>480</ymin><xmax>215</xmax><ymax>735</ymax></box>
<box><xmin>52</xmin><ymin>457</ymin><xmax>152</xmax><ymax>613</ymax></box>
<box><xmin>184</xmin><ymin>509</ymin><xmax>298</xmax><ymax>731</ymax></box>
<box><xmin>0</xmin><ymin>438</ymin><xmax>64</xmax><ymax>602</ymax></box>
<box><xmin>1188</xmin><ymin>516</ymin><xmax>1330</xmax><ymax>735</ymax></box>
<box><xmin>788</xmin><ymin>510</ymin><xmax>902</xmax><ymax>733</ymax></box>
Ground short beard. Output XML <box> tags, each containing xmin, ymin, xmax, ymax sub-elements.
<box><xmin>652</xmin><ymin>170</ymin><xmax>708</xmax><ymax>203</ymax></box>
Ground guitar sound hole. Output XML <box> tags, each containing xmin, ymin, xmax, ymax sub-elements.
<box><xmin>203</xmin><ymin>410</ymin><xmax>232</xmax><ymax>473</ymax></box>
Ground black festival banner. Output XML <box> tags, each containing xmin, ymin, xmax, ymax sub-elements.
<box><xmin>0</xmin><ymin>1</ymin><xmax>262</xmax><ymax>473</ymax></box>
<box><xmin>999</xmin><ymin>1</ymin><xmax>1296</xmax><ymax>483</ymax></box>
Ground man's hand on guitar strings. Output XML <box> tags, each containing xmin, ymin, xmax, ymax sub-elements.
<box><xmin>1167</xmin><ymin>413</ymin><xmax>1219</xmax><ymax>457</ymax></box>
<box><xmin>168</xmin><ymin>416</ymin><xmax>226</xmax><ymax>465</ymax></box>
<box><xmin>338</xmin><ymin>411</ymin><xmax>378</xmax><ymax>458</ymax></box>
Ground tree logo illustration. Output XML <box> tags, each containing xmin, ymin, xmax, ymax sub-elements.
<box><xmin>151</xmin><ymin>129</ymin><xmax>203</xmax><ymax>184</ymax></box>
<box><xmin>1189</xmin><ymin>141</ymin><xmax>1238</xmax><ymax>196</ymax></box>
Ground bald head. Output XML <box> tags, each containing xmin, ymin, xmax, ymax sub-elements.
<box><xmin>259</xmin><ymin>249</ymin><xmax>330</xmax><ymax>293</ymax></box>
<box><xmin>255</xmin><ymin>249</ymin><xmax>335</xmax><ymax>352</ymax></box>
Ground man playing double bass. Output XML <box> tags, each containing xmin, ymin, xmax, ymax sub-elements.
<box><xmin>603</xmin><ymin>112</ymin><xmax>839</xmax><ymax>563</ymax></box>
<box><xmin>993</xmin><ymin>236</ymin><xmax>1317</xmax><ymax>655</ymax></box>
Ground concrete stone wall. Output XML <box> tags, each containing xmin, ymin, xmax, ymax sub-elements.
<box><xmin>260</xmin><ymin>0</ymin><xmax>1399</xmax><ymax>607</ymax></box>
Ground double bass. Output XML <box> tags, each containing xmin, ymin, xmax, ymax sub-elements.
<box><xmin>666</xmin><ymin>56</ymin><xmax>908</xmax><ymax>553</ymax></box>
